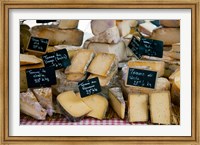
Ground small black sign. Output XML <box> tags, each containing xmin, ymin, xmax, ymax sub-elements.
<box><xmin>42</xmin><ymin>49</ymin><xmax>71</xmax><ymax>70</ymax></box>
<box><xmin>78</xmin><ymin>77</ymin><xmax>101</xmax><ymax>98</ymax></box>
<box><xmin>140</xmin><ymin>37</ymin><xmax>163</xmax><ymax>58</ymax></box>
<box><xmin>26</xmin><ymin>67</ymin><xmax>56</xmax><ymax>88</ymax></box>
<box><xmin>128</xmin><ymin>36</ymin><xmax>142</xmax><ymax>59</ymax></box>
<box><xmin>27</xmin><ymin>37</ymin><xmax>49</xmax><ymax>52</ymax></box>
<box><xmin>36</xmin><ymin>20</ymin><xmax>57</xmax><ymax>23</ymax></box>
<box><xmin>126</xmin><ymin>68</ymin><xmax>157</xmax><ymax>89</ymax></box>
<box><xmin>151</xmin><ymin>20</ymin><xmax>160</xmax><ymax>27</ymax></box>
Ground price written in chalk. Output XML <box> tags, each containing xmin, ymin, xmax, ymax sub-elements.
<box><xmin>26</xmin><ymin>67</ymin><xmax>56</xmax><ymax>88</ymax></box>
<box><xmin>126</xmin><ymin>68</ymin><xmax>157</xmax><ymax>89</ymax></box>
<box><xmin>78</xmin><ymin>77</ymin><xmax>101</xmax><ymax>98</ymax></box>
<box><xmin>27</xmin><ymin>37</ymin><xmax>49</xmax><ymax>52</ymax></box>
<box><xmin>42</xmin><ymin>49</ymin><xmax>71</xmax><ymax>70</ymax></box>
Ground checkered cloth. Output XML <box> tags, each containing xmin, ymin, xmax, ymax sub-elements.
<box><xmin>20</xmin><ymin>117</ymin><xmax>147</xmax><ymax>125</ymax></box>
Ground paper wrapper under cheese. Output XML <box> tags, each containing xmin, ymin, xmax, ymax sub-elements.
<box><xmin>20</xmin><ymin>89</ymin><xmax>47</xmax><ymax>120</ymax></box>
<box><xmin>32</xmin><ymin>87</ymin><xmax>55</xmax><ymax>116</ymax></box>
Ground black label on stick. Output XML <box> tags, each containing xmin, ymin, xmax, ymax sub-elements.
<box><xmin>42</xmin><ymin>49</ymin><xmax>71</xmax><ymax>70</ymax></box>
<box><xmin>26</xmin><ymin>67</ymin><xmax>56</xmax><ymax>88</ymax></box>
<box><xmin>36</xmin><ymin>20</ymin><xmax>57</xmax><ymax>23</ymax></box>
<box><xmin>78</xmin><ymin>77</ymin><xmax>101</xmax><ymax>98</ymax></box>
<box><xmin>126</xmin><ymin>68</ymin><xmax>157</xmax><ymax>89</ymax></box>
<box><xmin>140</xmin><ymin>37</ymin><xmax>163</xmax><ymax>58</ymax></box>
<box><xmin>128</xmin><ymin>36</ymin><xmax>142</xmax><ymax>59</ymax></box>
<box><xmin>27</xmin><ymin>37</ymin><xmax>49</xmax><ymax>52</ymax></box>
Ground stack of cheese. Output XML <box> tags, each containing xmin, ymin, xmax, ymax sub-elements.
<box><xmin>84</xmin><ymin>20</ymin><xmax>128</xmax><ymax>62</ymax></box>
<box><xmin>20</xmin><ymin>24</ymin><xmax>31</xmax><ymax>53</ymax></box>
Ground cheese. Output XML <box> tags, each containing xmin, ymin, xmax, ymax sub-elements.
<box><xmin>87</xmin><ymin>41</ymin><xmax>127</xmax><ymax>62</ymax></box>
<box><xmin>172</xmin><ymin>43</ymin><xmax>180</xmax><ymax>53</ymax></box>
<box><xmin>20</xmin><ymin>90</ymin><xmax>47</xmax><ymax>120</ymax></box>
<box><xmin>20</xmin><ymin>28</ymin><xmax>31</xmax><ymax>52</ymax></box>
<box><xmin>89</xmin><ymin>26</ymin><xmax>120</xmax><ymax>44</ymax></box>
<box><xmin>149</xmin><ymin>28</ymin><xmax>180</xmax><ymax>45</ymax></box>
<box><xmin>66</xmin><ymin>73</ymin><xmax>86</xmax><ymax>82</ymax></box>
<box><xmin>171</xmin><ymin>72</ymin><xmax>180</xmax><ymax>106</ymax></box>
<box><xmin>127</xmin><ymin>60</ymin><xmax>165</xmax><ymax>77</ymax></box>
<box><xmin>87</xmin><ymin>53</ymin><xmax>116</xmax><ymax>77</ymax></box>
<box><xmin>65</xmin><ymin>49</ymin><xmax>94</xmax><ymax>74</ymax></box>
<box><xmin>91</xmin><ymin>20</ymin><xmax>116</xmax><ymax>35</ymax></box>
<box><xmin>149</xmin><ymin>91</ymin><xmax>171</xmax><ymax>124</ymax></box>
<box><xmin>169</xmin><ymin>68</ymin><xmax>180</xmax><ymax>83</ymax></box>
<box><xmin>164</xmin><ymin>62</ymin><xmax>180</xmax><ymax>77</ymax></box>
<box><xmin>117</xmin><ymin>21</ymin><xmax>131</xmax><ymax>37</ymax></box>
<box><xmin>32</xmin><ymin>87</ymin><xmax>54</xmax><ymax>116</ymax></box>
<box><xmin>20</xmin><ymin>24</ymin><xmax>30</xmax><ymax>30</ymax></box>
<box><xmin>171</xmin><ymin>104</ymin><xmax>180</xmax><ymax>125</ymax></box>
<box><xmin>160</xmin><ymin>20</ymin><xmax>180</xmax><ymax>28</ymax></box>
<box><xmin>138</xmin><ymin>22</ymin><xmax>159</xmax><ymax>36</ymax></box>
<box><xmin>57</xmin><ymin>91</ymin><xmax>91</xmax><ymax>122</ymax></box>
<box><xmin>58</xmin><ymin>20</ymin><xmax>79</xmax><ymax>29</ymax></box>
<box><xmin>31</xmin><ymin>25</ymin><xmax>84</xmax><ymax>46</ymax></box>
<box><xmin>163</xmin><ymin>51</ymin><xmax>180</xmax><ymax>60</ymax></box>
<box><xmin>82</xmin><ymin>94</ymin><xmax>108</xmax><ymax>120</ymax></box>
<box><xmin>108</xmin><ymin>87</ymin><xmax>125</xmax><ymax>119</ymax></box>
<box><xmin>123</xmin><ymin>20</ymin><xmax>138</xmax><ymax>28</ymax></box>
<box><xmin>20</xmin><ymin>54</ymin><xmax>42</xmax><ymax>65</ymax></box>
<box><xmin>128</xmin><ymin>93</ymin><xmax>148</xmax><ymax>122</ymax></box>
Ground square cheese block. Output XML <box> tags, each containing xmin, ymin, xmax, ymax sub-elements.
<box><xmin>20</xmin><ymin>54</ymin><xmax>42</xmax><ymax>66</ymax></box>
<box><xmin>128</xmin><ymin>93</ymin><xmax>148</xmax><ymax>122</ymax></box>
<box><xmin>117</xmin><ymin>21</ymin><xmax>131</xmax><ymax>37</ymax></box>
<box><xmin>109</xmin><ymin>87</ymin><xmax>125</xmax><ymax>119</ymax></box>
<box><xmin>31</xmin><ymin>25</ymin><xmax>84</xmax><ymax>46</ymax></box>
<box><xmin>87</xmin><ymin>53</ymin><xmax>117</xmax><ymax>77</ymax></box>
<box><xmin>88</xmin><ymin>41</ymin><xmax>127</xmax><ymax>62</ymax></box>
<box><xmin>149</xmin><ymin>91</ymin><xmax>171</xmax><ymax>124</ymax></box>
<box><xmin>138</xmin><ymin>22</ymin><xmax>159</xmax><ymax>36</ymax></box>
<box><xmin>127</xmin><ymin>60</ymin><xmax>165</xmax><ymax>77</ymax></box>
<box><xmin>57</xmin><ymin>91</ymin><xmax>91</xmax><ymax>122</ymax></box>
<box><xmin>160</xmin><ymin>20</ymin><xmax>180</xmax><ymax>28</ymax></box>
<box><xmin>20</xmin><ymin>89</ymin><xmax>47</xmax><ymax>120</ymax></box>
<box><xmin>91</xmin><ymin>20</ymin><xmax>116</xmax><ymax>35</ymax></box>
<box><xmin>82</xmin><ymin>94</ymin><xmax>108</xmax><ymax>120</ymax></box>
<box><xmin>65</xmin><ymin>49</ymin><xmax>94</xmax><ymax>74</ymax></box>
<box><xmin>58</xmin><ymin>20</ymin><xmax>79</xmax><ymax>29</ymax></box>
<box><xmin>89</xmin><ymin>26</ymin><xmax>120</xmax><ymax>44</ymax></box>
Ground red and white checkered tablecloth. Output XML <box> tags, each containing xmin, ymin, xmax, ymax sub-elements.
<box><xmin>20</xmin><ymin>117</ymin><xmax>147</xmax><ymax>125</ymax></box>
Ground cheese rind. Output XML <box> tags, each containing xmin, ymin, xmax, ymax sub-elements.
<box><xmin>149</xmin><ymin>91</ymin><xmax>171</xmax><ymax>124</ymax></box>
<box><xmin>128</xmin><ymin>93</ymin><xmax>148</xmax><ymax>122</ymax></box>
<box><xmin>57</xmin><ymin>91</ymin><xmax>91</xmax><ymax>122</ymax></box>
<box><xmin>20</xmin><ymin>54</ymin><xmax>42</xmax><ymax>65</ymax></box>
<box><xmin>58</xmin><ymin>20</ymin><xmax>79</xmax><ymax>29</ymax></box>
<box><xmin>109</xmin><ymin>87</ymin><xmax>125</xmax><ymax>119</ymax></box>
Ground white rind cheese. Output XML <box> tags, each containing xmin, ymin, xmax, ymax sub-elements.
<box><xmin>117</xmin><ymin>21</ymin><xmax>131</xmax><ymax>37</ymax></box>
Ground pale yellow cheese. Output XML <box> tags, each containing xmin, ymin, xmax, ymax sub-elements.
<box><xmin>160</xmin><ymin>20</ymin><xmax>180</xmax><ymax>28</ymax></box>
<box><xmin>128</xmin><ymin>93</ymin><xmax>148</xmax><ymax>122</ymax></box>
<box><xmin>109</xmin><ymin>87</ymin><xmax>125</xmax><ymax>119</ymax></box>
<box><xmin>66</xmin><ymin>73</ymin><xmax>86</xmax><ymax>82</ymax></box>
<box><xmin>58</xmin><ymin>20</ymin><xmax>79</xmax><ymax>29</ymax></box>
<box><xmin>139</xmin><ymin>22</ymin><xmax>158</xmax><ymax>36</ymax></box>
<box><xmin>117</xmin><ymin>21</ymin><xmax>131</xmax><ymax>37</ymax></box>
<box><xmin>171</xmin><ymin>72</ymin><xmax>180</xmax><ymax>106</ymax></box>
<box><xmin>149</xmin><ymin>91</ymin><xmax>171</xmax><ymax>124</ymax></box>
<box><xmin>20</xmin><ymin>54</ymin><xmax>42</xmax><ymax>65</ymax></box>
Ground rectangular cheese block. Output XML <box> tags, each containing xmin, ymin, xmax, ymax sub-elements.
<box><xmin>149</xmin><ymin>28</ymin><xmax>180</xmax><ymax>46</ymax></box>
<box><xmin>89</xmin><ymin>26</ymin><xmax>120</xmax><ymax>44</ymax></box>
<box><xmin>127</xmin><ymin>60</ymin><xmax>165</xmax><ymax>77</ymax></box>
<box><xmin>57</xmin><ymin>91</ymin><xmax>91</xmax><ymax>122</ymax></box>
<box><xmin>128</xmin><ymin>93</ymin><xmax>148</xmax><ymax>122</ymax></box>
<box><xmin>117</xmin><ymin>21</ymin><xmax>131</xmax><ymax>37</ymax></box>
<box><xmin>87</xmin><ymin>41</ymin><xmax>127</xmax><ymax>62</ymax></box>
<box><xmin>149</xmin><ymin>91</ymin><xmax>171</xmax><ymax>124</ymax></box>
<box><xmin>91</xmin><ymin>20</ymin><xmax>116</xmax><ymax>35</ymax></box>
<box><xmin>108</xmin><ymin>87</ymin><xmax>125</xmax><ymax>119</ymax></box>
<box><xmin>82</xmin><ymin>94</ymin><xmax>108</xmax><ymax>120</ymax></box>
<box><xmin>65</xmin><ymin>49</ymin><xmax>94</xmax><ymax>74</ymax></box>
<box><xmin>20</xmin><ymin>54</ymin><xmax>42</xmax><ymax>66</ymax></box>
<box><xmin>20</xmin><ymin>89</ymin><xmax>47</xmax><ymax>120</ymax></box>
<box><xmin>138</xmin><ymin>22</ymin><xmax>158</xmax><ymax>36</ymax></box>
<box><xmin>160</xmin><ymin>20</ymin><xmax>180</xmax><ymax>28</ymax></box>
<box><xmin>87</xmin><ymin>53</ymin><xmax>117</xmax><ymax>77</ymax></box>
<box><xmin>58</xmin><ymin>20</ymin><xmax>79</xmax><ymax>29</ymax></box>
<box><xmin>31</xmin><ymin>25</ymin><xmax>84</xmax><ymax>46</ymax></box>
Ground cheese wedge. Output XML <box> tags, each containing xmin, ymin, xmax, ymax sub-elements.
<box><xmin>65</xmin><ymin>49</ymin><xmax>94</xmax><ymax>74</ymax></box>
<box><xmin>20</xmin><ymin>54</ymin><xmax>42</xmax><ymax>65</ymax></box>
<box><xmin>138</xmin><ymin>22</ymin><xmax>159</xmax><ymax>36</ymax></box>
<box><xmin>66</xmin><ymin>73</ymin><xmax>86</xmax><ymax>82</ymax></box>
<box><xmin>82</xmin><ymin>94</ymin><xmax>108</xmax><ymax>120</ymax></box>
<box><xmin>109</xmin><ymin>87</ymin><xmax>125</xmax><ymax>119</ymax></box>
<box><xmin>89</xmin><ymin>26</ymin><xmax>120</xmax><ymax>44</ymax></box>
<box><xmin>20</xmin><ymin>90</ymin><xmax>47</xmax><ymax>120</ymax></box>
<box><xmin>87</xmin><ymin>53</ymin><xmax>116</xmax><ymax>77</ymax></box>
<box><xmin>169</xmin><ymin>68</ymin><xmax>180</xmax><ymax>83</ymax></box>
<box><xmin>128</xmin><ymin>93</ymin><xmax>148</xmax><ymax>122</ymax></box>
<box><xmin>149</xmin><ymin>91</ymin><xmax>171</xmax><ymax>124</ymax></box>
<box><xmin>20</xmin><ymin>28</ymin><xmax>31</xmax><ymax>52</ymax></box>
<box><xmin>58</xmin><ymin>20</ymin><xmax>79</xmax><ymax>29</ymax></box>
<box><xmin>57</xmin><ymin>91</ymin><xmax>91</xmax><ymax>122</ymax></box>
<box><xmin>160</xmin><ymin>20</ymin><xmax>180</xmax><ymax>28</ymax></box>
<box><xmin>32</xmin><ymin>87</ymin><xmax>54</xmax><ymax>116</ymax></box>
<box><xmin>117</xmin><ymin>21</ymin><xmax>131</xmax><ymax>37</ymax></box>
<box><xmin>127</xmin><ymin>60</ymin><xmax>165</xmax><ymax>77</ymax></box>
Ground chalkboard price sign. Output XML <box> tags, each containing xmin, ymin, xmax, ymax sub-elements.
<box><xmin>78</xmin><ymin>77</ymin><xmax>101</xmax><ymax>98</ymax></box>
<box><xmin>140</xmin><ymin>37</ymin><xmax>163</xmax><ymax>58</ymax></box>
<box><xmin>126</xmin><ymin>68</ymin><xmax>157</xmax><ymax>89</ymax></box>
<box><xmin>26</xmin><ymin>67</ymin><xmax>56</xmax><ymax>88</ymax></box>
<box><xmin>128</xmin><ymin>36</ymin><xmax>142</xmax><ymax>59</ymax></box>
<box><xmin>42</xmin><ymin>49</ymin><xmax>71</xmax><ymax>70</ymax></box>
<box><xmin>27</xmin><ymin>37</ymin><xmax>49</xmax><ymax>53</ymax></box>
